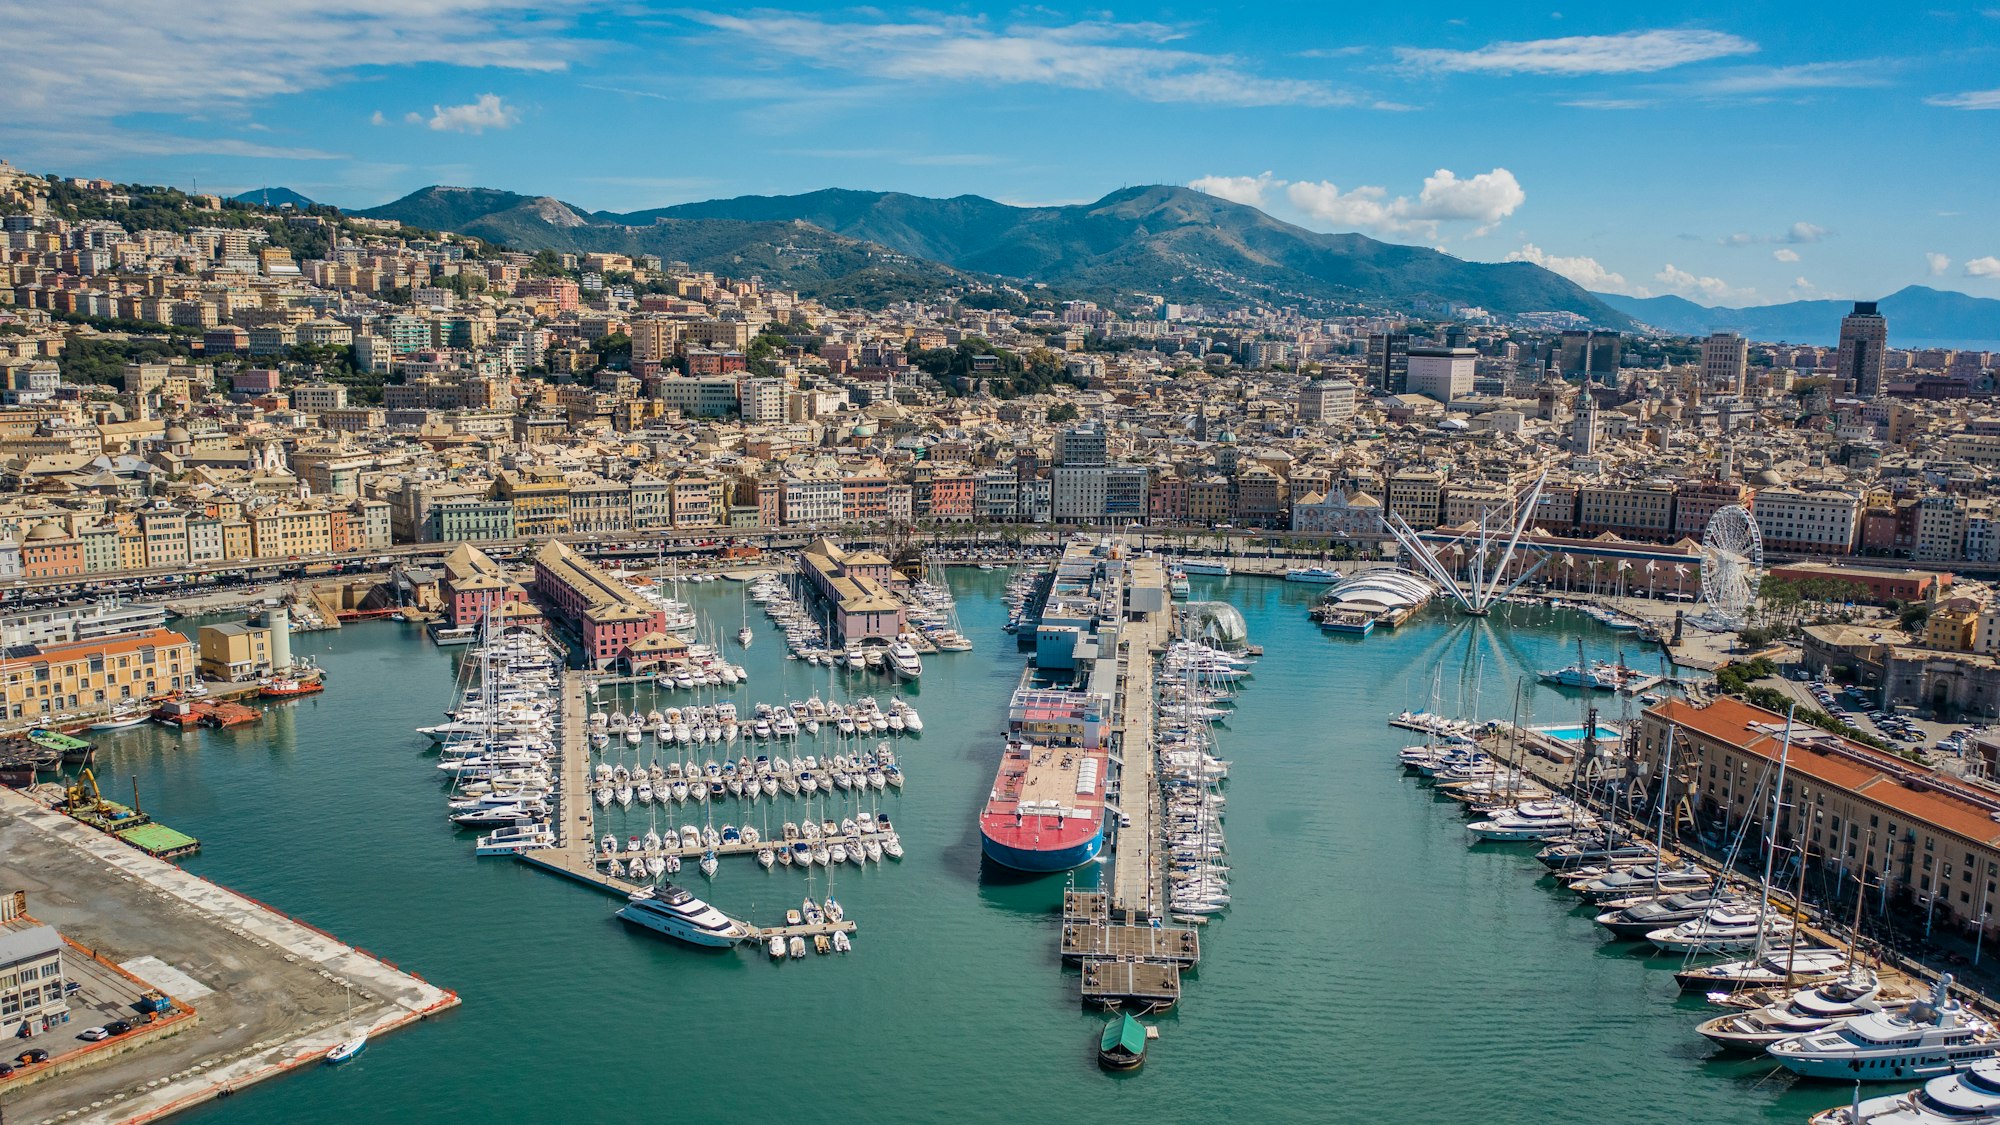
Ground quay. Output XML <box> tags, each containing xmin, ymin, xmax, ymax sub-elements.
<box><xmin>1107</xmin><ymin>554</ymin><xmax>1170</xmax><ymax>922</ymax></box>
<box><xmin>511</xmin><ymin>670</ymin><xmax>857</xmax><ymax>947</ymax></box>
<box><xmin>0</xmin><ymin>786</ymin><xmax>456</xmax><ymax>1125</ymax></box>
<box><xmin>1079</xmin><ymin>957</ymin><xmax>1181</xmax><ymax>1011</ymax></box>
<box><xmin>1061</xmin><ymin>891</ymin><xmax>1199</xmax><ymax>965</ymax></box>
<box><xmin>1020</xmin><ymin>539</ymin><xmax>1201</xmax><ymax>1013</ymax></box>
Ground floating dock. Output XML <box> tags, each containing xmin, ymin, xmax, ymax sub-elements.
<box><xmin>511</xmin><ymin>669</ymin><xmax>858</xmax><ymax>948</ymax></box>
<box><xmin>1079</xmin><ymin>957</ymin><xmax>1181</xmax><ymax>1010</ymax></box>
<box><xmin>114</xmin><ymin>821</ymin><xmax>201</xmax><ymax>858</ymax></box>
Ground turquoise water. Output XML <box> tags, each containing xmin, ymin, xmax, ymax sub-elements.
<box><xmin>73</xmin><ymin>573</ymin><xmax>1844</xmax><ymax>1124</ymax></box>
<box><xmin>1541</xmin><ymin>724</ymin><xmax>1627</xmax><ymax>743</ymax></box>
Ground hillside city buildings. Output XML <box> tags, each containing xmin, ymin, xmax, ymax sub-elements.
<box><xmin>9</xmin><ymin>164</ymin><xmax>2000</xmax><ymax>712</ymax></box>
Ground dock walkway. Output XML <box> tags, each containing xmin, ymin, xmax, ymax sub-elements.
<box><xmin>1108</xmin><ymin>601</ymin><xmax>1167</xmax><ymax>920</ymax></box>
<box><xmin>514</xmin><ymin>670</ymin><xmax>857</xmax><ymax>947</ymax></box>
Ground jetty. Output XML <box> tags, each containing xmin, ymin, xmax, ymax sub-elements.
<box><xmin>1108</xmin><ymin>555</ymin><xmax>1169</xmax><ymax>922</ymax></box>
<box><xmin>513</xmin><ymin>669</ymin><xmax>857</xmax><ymax>947</ymax></box>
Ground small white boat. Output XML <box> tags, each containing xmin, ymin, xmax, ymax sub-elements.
<box><xmin>325</xmin><ymin>1032</ymin><xmax>367</xmax><ymax>1065</ymax></box>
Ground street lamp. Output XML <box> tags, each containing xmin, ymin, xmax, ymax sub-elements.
<box><xmin>1980</xmin><ymin>910</ymin><xmax>1992</xmax><ymax>966</ymax></box>
<box><xmin>1926</xmin><ymin>891</ymin><xmax>1938</xmax><ymax>937</ymax></box>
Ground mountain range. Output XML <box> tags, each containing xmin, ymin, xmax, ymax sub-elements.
<box><xmin>349</xmin><ymin>184</ymin><xmax>1635</xmax><ymax>325</ymax></box>
<box><xmin>1593</xmin><ymin>286</ymin><xmax>2000</xmax><ymax>345</ymax></box>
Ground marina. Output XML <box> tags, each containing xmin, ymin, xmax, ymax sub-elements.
<box><xmin>33</xmin><ymin>568</ymin><xmax>1919</xmax><ymax>1124</ymax></box>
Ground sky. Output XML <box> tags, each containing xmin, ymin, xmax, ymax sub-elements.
<box><xmin>2</xmin><ymin>1</ymin><xmax>1997</xmax><ymax>308</ymax></box>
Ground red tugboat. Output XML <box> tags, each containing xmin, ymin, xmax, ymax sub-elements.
<box><xmin>259</xmin><ymin>676</ymin><xmax>324</xmax><ymax>700</ymax></box>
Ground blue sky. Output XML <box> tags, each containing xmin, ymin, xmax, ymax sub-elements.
<box><xmin>3</xmin><ymin>1</ymin><xmax>1998</xmax><ymax>307</ymax></box>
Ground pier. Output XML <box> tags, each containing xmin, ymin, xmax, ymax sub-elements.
<box><xmin>1107</xmin><ymin>558</ymin><xmax>1170</xmax><ymax>922</ymax></box>
<box><xmin>513</xmin><ymin>669</ymin><xmax>859</xmax><ymax>947</ymax></box>
<box><xmin>1061</xmin><ymin>890</ymin><xmax>1199</xmax><ymax>964</ymax></box>
<box><xmin>1079</xmin><ymin>957</ymin><xmax>1181</xmax><ymax>1010</ymax></box>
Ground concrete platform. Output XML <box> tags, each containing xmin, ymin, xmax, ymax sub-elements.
<box><xmin>0</xmin><ymin>789</ymin><xmax>456</xmax><ymax>1125</ymax></box>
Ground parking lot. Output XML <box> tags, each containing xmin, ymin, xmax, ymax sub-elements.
<box><xmin>4</xmin><ymin>937</ymin><xmax>166</xmax><ymax>1080</ymax></box>
<box><xmin>1785</xmin><ymin>675</ymin><xmax>1989</xmax><ymax>766</ymax></box>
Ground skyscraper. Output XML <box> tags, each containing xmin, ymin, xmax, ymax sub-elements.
<box><xmin>1700</xmin><ymin>332</ymin><xmax>1748</xmax><ymax>395</ymax></box>
<box><xmin>1366</xmin><ymin>332</ymin><xmax>1410</xmax><ymax>394</ymax></box>
<box><xmin>1837</xmin><ymin>301</ymin><xmax>1888</xmax><ymax>397</ymax></box>
<box><xmin>1558</xmin><ymin>330</ymin><xmax>1622</xmax><ymax>382</ymax></box>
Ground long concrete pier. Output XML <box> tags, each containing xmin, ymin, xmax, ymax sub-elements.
<box><xmin>1108</xmin><ymin>564</ymin><xmax>1168</xmax><ymax>921</ymax></box>
<box><xmin>0</xmin><ymin>789</ymin><xmax>457</xmax><ymax>1125</ymax></box>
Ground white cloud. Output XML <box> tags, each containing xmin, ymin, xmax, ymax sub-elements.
<box><xmin>369</xmin><ymin>110</ymin><xmax>388</xmax><ymax>126</ymax></box>
<box><xmin>1721</xmin><ymin>221</ymin><xmax>1829</xmax><ymax>247</ymax></box>
<box><xmin>687</xmin><ymin>13</ymin><xmax>1354</xmax><ymax>107</ymax></box>
<box><xmin>1772</xmin><ymin>248</ymin><xmax>1800</xmax><ymax>262</ymax></box>
<box><xmin>1188</xmin><ymin>172</ymin><xmax>1282</xmax><ymax>208</ymax></box>
<box><xmin>1654</xmin><ymin>263</ymin><xmax>1757</xmax><ymax>304</ymax></box>
<box><xmin>0</xmin><ymin>1</ymin><xmax>576</xmax><ymax>121</ymax></box>
<box><xmin>1563</xmin><ymin>98</ymin><xmax>1657</xmax><ymax>110</ymax></box>
<box><xmin>1928</xmin><ymin>252</ymin><xmax>1952</xmax><ymax>276</ymax></box>
<box><xmin>1967</xmin><ymin>257</ymin><xmax>2000</xmax><ymax>278</ymax></box>
<box><xmin>1284</xmin><ymin>167</ymin><xmax>1525</xmax><ymax>239</ymax></box>
<box><xmin>423</xmin><ymin>93</ymin><xmax>518</xmax><ymax>133</ymax></box>
<box><xmin>1503</xmin><ymin>243</ymin><xmax>1633</xmax><ymax>293</ymax></box>
<box><xmin>1679</xmin><ymin>61</ymin><xmax>1888</xmax><ymax>96</ymax></box>
<box><xmin>1396</xmin><ymin>29</ymin><xmax>1756</xmax><ymax>76</ymax></box>
<box><xmin>1927</xmin><ymin>88</ymin><xmax>2000</xmax><ymax>110</ymax></box>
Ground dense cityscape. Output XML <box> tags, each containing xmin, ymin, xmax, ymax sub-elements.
<box><xmin>4</xmin><ymin>7</ymin><xmax>2000</xmax><ymax>1122</ymax></box>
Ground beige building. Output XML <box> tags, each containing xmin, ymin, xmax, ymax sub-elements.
<box><xmin>198</xmin><ymin>620</ymin><xmax>274</xmax><ymax>680</ymax></box>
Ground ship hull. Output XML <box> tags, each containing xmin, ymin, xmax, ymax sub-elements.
<box><xmin>979</xmin><ymin>825</ymin><xmax>1105</xmax><ymax>872</ymax></box>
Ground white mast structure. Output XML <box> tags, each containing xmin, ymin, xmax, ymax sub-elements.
<box><xmin>1383</xmin><ymin>470</ymin><xmax>1551</xmax><ymax>616</ymax></box>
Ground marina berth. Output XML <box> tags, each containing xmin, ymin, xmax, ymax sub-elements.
<box><xmin>1769</xmin><ymin>977</ymin><xmax>2000</xmax><ymax>1081</ymax></box>
<box><xmin>1810</xmin><ymin>1057</ymin><xmax>2000</xmax><ymax>1123</ymax></box>
<box><xmin>615</xmin><ymin>882</ymin><xmax>751</xmax><ymax>947</ymax></box>
<box><xmin>1694</xmin><ymin>967</ymin><xmax>1885</xmax><ymax>1053</ymax></box>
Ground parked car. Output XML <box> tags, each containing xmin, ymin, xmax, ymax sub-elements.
<box><xmin>15</xmin><ymin>1047</ymin><xmax>50</xmax><ymax>1065</ymax></box>
<box><xmin>103</xmin><ymin>1019</ymin><xmax>133</xmax><ymax>1035</ymax></box>
<box><xmin>78</xmin><ymin>1026</ymin><xmax>110</xmax><ymax>1041</ymax></box>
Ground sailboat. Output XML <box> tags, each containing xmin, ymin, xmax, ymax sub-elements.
<box><xmin>325</xmin><ymin>983</ymin><xmax>367</xmax><ymax>1065</ymax></box>
<box><xmin>737</xmin><ymin>584</ymin><xmax>754</xmax><ymax>648</ymax></box>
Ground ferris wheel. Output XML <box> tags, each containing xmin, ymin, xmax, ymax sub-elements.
<box><xmin>1700</xmin><ymin>505</ymin><xmax>1764</xmax><ymax>624</ymax></box>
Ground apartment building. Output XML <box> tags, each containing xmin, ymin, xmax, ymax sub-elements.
<box><xmin>1751</xmin><ymin>486</ymin><xmax>1862</xmax><ymax>554</ymax></box>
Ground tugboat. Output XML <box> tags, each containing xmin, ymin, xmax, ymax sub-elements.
<box><xmin>1098</xmin><ymin>1012</ymin><xmax>1147</xmax><ymax>1070</ymax></box>
<box><xmin>260</xmin><ymin>675</ymin><xmax>325</xmax><ymax>700</ymax></box>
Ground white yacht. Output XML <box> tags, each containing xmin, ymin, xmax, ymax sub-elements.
<box><xmin>1647</xmin><ymin>906</ymin><xmax>1792</xmax><ymax>954</ymax></box>
<box><xmin>887</xmin><ymin>639</ymin><xmax>923</xmax><ymax>680</ymax></box>
<box><xmin>1811</xmin><ymin>1056</ymin><xmax>2000</xmax><ymax>1123</ymax></box>
<box><xmin>1771</xmin><ymin>976</ymin><xmax>2000</xmax><ymax>1081</ymax></box>
<box><xmin>1695</xmin><ymin>968</ymin><xmax>1883</xmax><ymax>1053</ymax></box>
<box><xmin>474</xmin><ymin>824</ymin><xmax>556</xmax><ymax>856</ymax></box>
<box><xmin>1466</xmin><ymin>800</ymin><xmax>1595</xmax><ymax>842</ymax></box>
<box><xmin>614</xmin><ymin>883</ymin><xmax>750</xmax><ymax>947</ymax></box>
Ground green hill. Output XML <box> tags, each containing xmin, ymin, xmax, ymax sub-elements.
<box><xmin>360</xmin><ymin>182</ymin><xmax>1635</xmax><ymax>323</ymax></box>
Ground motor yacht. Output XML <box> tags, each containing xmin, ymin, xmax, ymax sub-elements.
<box><xmin>1771</xmin><ymin>976</ymin><xmax>2000</xmax><ymax>1081</ymax></box>
<box><xmin>1696</xmin><ymin>968</ymin><xmax>1884</xmax><ymax>1053</ymax></box>
<box><xmin>614</xmin><ymin>883</ymin><xmax>748</xmax><ymax>947</ymax></box>
<box><xmin>1809</xmin><ymin>1055</ymin><xmax>2000</xmax><ymax>1123</ymax></box>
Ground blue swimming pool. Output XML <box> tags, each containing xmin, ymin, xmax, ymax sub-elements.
<box><xmin>1538</xmin><ymin>724</ymin><xmax>1622</xmax><ymax>743</ymax></box>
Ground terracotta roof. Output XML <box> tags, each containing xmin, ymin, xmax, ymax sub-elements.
<box><xmin>1654</xmin><ymin>696</ymin><xmax>2000</xmax><ymax>846</ymax></box>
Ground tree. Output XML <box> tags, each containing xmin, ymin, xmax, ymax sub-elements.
<box><xmin>1046</xmin><ymin>402</ymin><xmax>1079</xmax><ymax>423</ymax></box>
<box><xmin>529</xmin><ymin>249</ymin><xmax>566</xmax><ymax>278</ymax></box>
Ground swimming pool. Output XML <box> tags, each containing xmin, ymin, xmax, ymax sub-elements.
<box><xmin>1538</xmin><ymin>724</ymin><xmax>1622</xmax><ymax>743</ymax></box>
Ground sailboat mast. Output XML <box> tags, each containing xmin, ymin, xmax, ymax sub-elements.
<box><xmin>1653</xmin><ymin>726</ymin><xmax>1675</xmax><ymax>897</ymax></box>
<box><xmin>1752</xmin><ymin>706</ymin><xmax>1797</xmax><ymax>961</ymax></box>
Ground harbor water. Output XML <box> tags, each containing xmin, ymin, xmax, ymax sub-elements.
<box><xmin>80</xmin><ymin>572</ymin><xmax>1841</xmax><ymax>1124</ymax></box>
